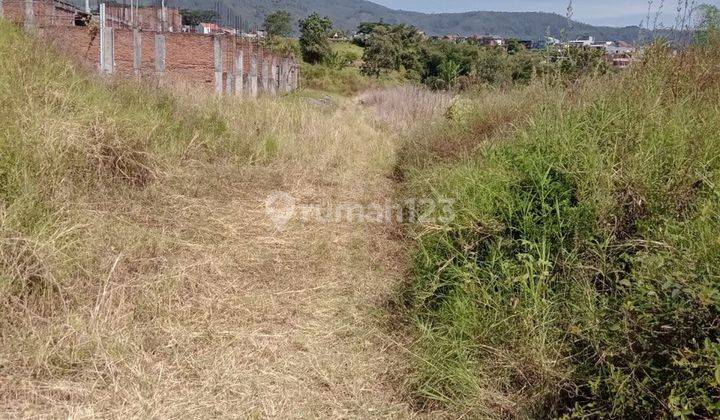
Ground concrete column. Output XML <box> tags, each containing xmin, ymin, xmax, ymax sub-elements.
<box><xmin>291</xmin><ymin>64</ymin><xmax>299</xmax><ymax>90</ymax></box>
<box><xmin>261</xmin><ymin>59</ymin><xmax>270</xmax><ymax>93</ymax></box>
<box><xmin>279</xmin><ymin>59</ymin><xmax>289</xmax><ymax>93</ymax></box>
<box><xmin>0</xmin><ymin>0</ymin><xmax>4</xmax><ymax>18</ymax></box>
<box><xmin>154</xmin><ymin>34</ymin><xmax>166</xmax><ymax>75</ymax></box>
<box><xmin>24</xmin><ymin>0</ymin><xmax>33</xmax><ymax>30</ymax></box>
<box><xmin>234</xmin><ymin>50</ymin><xmax>244</xmax><ymax>96</ymax></box>
<box><xmin>99</xmin><ymin>3</ymin><xmax>106</xmax><ymax>71</ymax></box>
<box><xmin>213</xmin><ymin>35</ymin><xmax>222</xmax><ymax>95</ymax></box>
<box><xmin>225</xmin><ymin>70</ymin><xmax>233</xmax><ymax>95</ymax></box>
<box><xmin>268</xmin><ymin>57</ymin><xmax>277</xmax><ymax>96</ymax></box>
<box><xmin>101</xmin><ymin>27</ymin><xmax>115</xmax><ymax>74</ymax></box>
<box><xmin>249</xmin><ymin>55</ymin><xmax>258</xmax><ymax>98</ymax></box>
<box><xmin>133</xmin><ymin>28</ymin><xmax>142</xmax><ymax>77</ymax></box>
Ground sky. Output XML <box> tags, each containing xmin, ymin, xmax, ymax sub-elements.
<box><xmin>371</xmin><ymin>0</ymin><xmax>720</xmax><ymax>27</ymax></box>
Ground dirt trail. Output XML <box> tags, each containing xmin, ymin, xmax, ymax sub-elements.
<box><xmin>144</xmin><ymin>102</ymin><xmax>418</xmax><ymax>417</ymax></box>
<box><xmin>3</xmin><ymin>95</ymin><xmax>439</xmax><ymax>418</ymax></box>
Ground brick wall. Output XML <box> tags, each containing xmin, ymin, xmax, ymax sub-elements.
<box><xmin>3</xmin><ymin>0</ymin><xmax>299</xmax><ymax>93</ymax></box>
<box><xmin>38</xmin><ymin>25</ymin><xmax>295</xmax><ymax>91</ymax></box>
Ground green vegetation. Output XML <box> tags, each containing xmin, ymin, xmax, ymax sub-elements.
<box><xmin>359</xmin><ymin>23</ymin><xmax>608</xmax><ymax>90</ymax></box>
<box><xmin>398</xmin><ymin>34</ymin><xmax>720</xmax><ymax>417</ymax></box>
<box><xmin>299</xmin><ymin>13</ymin><xmax>333</xmax><ymax>64</ymax></box>
<box><xmin>696</xmin><ymin>4</ymin><xmax>720</xmax><ymax>45</ymax></box>
<box><xmin>264</xmin><ymin>10</ymin><xmax>293</xmax><ymax>38</ymax></box>
<box><xmin>179</xmin><ymin>9</ymin><xmax>218</xmax><ymax>27</ymax></box>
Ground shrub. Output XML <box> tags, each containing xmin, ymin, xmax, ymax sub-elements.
<box><xmin>400</xmin><ymin>40</ymin><xmax>720</xmax><ymax>418</ymax></box>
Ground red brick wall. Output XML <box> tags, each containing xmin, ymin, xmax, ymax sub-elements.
<box><xmin>4</xmin><ymin>0</ymin><xmax>298</xmax><ymax>92</ymax></box>
<box><xmin>2</xmin><ymin>0</ymin><xmax>76</xmax><ymax>26</ymax></box>
<box><xmin>39</xmin><ymin>26</ymin><xmax>292</xmax><ymax>90</ymax></box>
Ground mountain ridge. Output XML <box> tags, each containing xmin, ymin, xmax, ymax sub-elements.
<box><xmin>174</xmin><ymin>0</ymin><xmax>652</xmax><ymax>41</ymax></box>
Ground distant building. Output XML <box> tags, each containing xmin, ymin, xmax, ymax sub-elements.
<box><xmin>197</xmin><ymin>22</ymin><xmax>221</xmax><ymax>34</ymax></box>
<box><xmin>473</xmin><ymin>35</ymin><xmax>504</xmax><ymax>47</ymax></box>
<box><xmin>569</xmin><ymin>36</ymin><xmax>595</xmax><ymax>47</ymax></box>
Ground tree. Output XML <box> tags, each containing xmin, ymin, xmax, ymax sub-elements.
<box><xmin>180</xmin><ymin>9</ymin><xmax>218</xmax><ymax>27</ymax></box>
<box><xmin>264</xmin><ymin>10</ymin><xmax>292</xmax><ymax>38</ymax></box>
<box><xmin>438</xmin><ymin>59</ymin><xmax>461</xmax><ymax>88</ymax></box>
<box><xmin>361</xmin><ymin>24</ymin><xmax>423</xmax><ymax>76</ymax></box>
<box><xmin>696</xmin><ymin>4</ymin><xmax>720</xmax><ymax>45</ymax></box>
<box><xmin>299</xmin><ymin>13</ymin><xmax>333</xmax><ymax>64</ymax></box>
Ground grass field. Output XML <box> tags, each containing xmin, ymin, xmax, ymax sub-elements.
<box><xmin>0</xmin><ymin>21</ymin><xmax>430</xmax><ymax>417</ymax></box>
<box><xmin>397</xmin><ymin>38</ymin><xmax>720</xmax><ymax>418</ymax></box>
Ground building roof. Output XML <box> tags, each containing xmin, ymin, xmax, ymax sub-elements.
<box><xmin>198</xmin><ymin>22</ymin><xmax>220</xmax><ymax>30</ymax></box>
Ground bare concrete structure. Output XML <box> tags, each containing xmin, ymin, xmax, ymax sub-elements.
<box><xmin>213</xmin><ymin>35</ymin><xmax>222</xmax><ymax>94</ymax></box>
<box><xmin>154</xmin><ymin>34</ymin><xmax>165</xmax><ymax>75</ymax></box>
<box><xmin>249</xmin><ymin>54</ymin><xmax>258</xmax><ymax>98</ymax></box>
<box><xmin>133</xmin><ymin>28</ymin><xmax>141</xmax><ymax>77</ymax></box>
<box><xmin>234</xmin><ymin>50</ymin><xmax>244</xmax><ymax>96</ymax></box>
<box><xmin>23</xmin><ymin>0</ymin><xmax>32</xmax><ymax>29</ymax></box>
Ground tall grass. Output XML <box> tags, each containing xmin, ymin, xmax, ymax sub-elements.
<box><xmin>0</xmin><ymin>21</ymin><xmax>399</xmax><ymax>416</ymax></box>
<box><xmin>400</xmin><ymin>38</ymin><xmax>720</xmax><ymax>418</ymax></box>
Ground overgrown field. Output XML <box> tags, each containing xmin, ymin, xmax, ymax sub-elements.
<box><xmin>0</xmin><ymin>21</ymin><xmax>405</xmax><ymax>416</ymax></box>
<box><xmin>399</xmin><ymin>39</ymin><xmax>720</xmax><ymax>417</ymax></box>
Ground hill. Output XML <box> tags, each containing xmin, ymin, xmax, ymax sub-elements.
<box><xmin>173</xmin><ymin>0</ymin><xmax>652</xmax><ymax>41</ymax></box>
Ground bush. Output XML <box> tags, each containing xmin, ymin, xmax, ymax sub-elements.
<box><xmin>400</xmin><ymin>40</ymin><xmax>720</xmax><ymax>418</ymax></box>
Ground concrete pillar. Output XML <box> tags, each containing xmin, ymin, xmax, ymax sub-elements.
<box><xmin>133</xmin><ymin>28</ymin><xmax>142</xmax><ymax>77</ymax></box>
<box><xmin>225</xmin><ymin>70</ymin><xmax>233</xmax><ymax>95</ymax></box>
<box><xmin>24</xmin><ymin>0</ymin><xmax>33</xmax><ymax>30</ymax></box>
<box><xmin>268</xmin><ymin>56</ymin><xmax>277</xmax><ymax>95</ymax></box>
<box><xmin>279</xmin><ymin>59</ymin><xmax>289</xmax><ymax>93</ymax></box>
<box><xmin>249</xmin><ymin>55</ymin><xmax>258</xmax><ymax>98</ymax></box>
<box><xmin>291</xmin><ymin>64</ymin><xmax>299</xmax><ymax>90</ymax></box>
<box><xmin>234</xmin><ymin>50</ymin><xmax>244</xmax><ymax>96</ymax></box>
<box><xmin>0</xmin><ymin>0</ymin><xmax>4</xmax><ymax>18</ymax></box>
<box><xmin>101</xmin><ymin>27</ymin><xmax>115</xmax><ymax>74</ymax></box>
<box><xmin>261</xmin><ymin>59</ymin><xmax>270</xmax><ymax>93</ymax></box>
<box><xmin>213</xmin><ymin>35</ymin><xmax>222</xmax><ymax>95</ymax></box>
<box><xmin>154</xmin><ymin>34</ymin><xmax>166</xmax><ymax>75</ymax></box>
<box><xmin>99</xmin><ymin>3</ymin><xmax>106</xmax><ymax>71</ymax></box>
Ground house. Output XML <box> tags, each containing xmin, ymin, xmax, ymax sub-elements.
<box><xmin>605</xmin><ymin>41</ymin><xmax>636</xmax><ymax>55</ymax></box>
<box><xmin>196</xmin><ymin>22</ymin><xmax>221</xmax><ymax>35</ymax></box>
<box><xmin>569</xmin><ymin>36</ymin><xmax>595</xmax><ymax>47</ymax></box>
<box><xmin>473</xmin><ymin>35</ymin><xmax>504</xmax><ymax>47</ymax></box>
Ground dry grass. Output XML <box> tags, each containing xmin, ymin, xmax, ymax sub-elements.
<box><xmin>0</xmin><ymin>23</ymin><xmax>455</xmax><ymax>418</ymax></box>
<box><xmin>357</xmin><ymin>85</ymin><xmax>455</xmax><ymax>132</ymax></box>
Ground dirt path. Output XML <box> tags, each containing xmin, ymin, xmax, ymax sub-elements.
<box><xmin>139</xmin><ymin>102</ymin><xmax>419</xmax><ymax>417</ymax></box>
<box><xmin>3</xmin><ymin>95</ymin><xmax>440</xmax><ymax>418</ymax></box>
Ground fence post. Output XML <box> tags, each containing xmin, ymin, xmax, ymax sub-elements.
<box><xmin>99</xmin><ymin>3</ymin><xmax>105</xmax><ymax>72</ymax></box>
<box><xmin>249</xmin><ymin>54</ymin><xmax>258</xmax><ymax>98</ymax></box>
<box><xmin>234</xmin><ymin>49</ymin><xmax>244</xmax><ymax>96</ymax></box>
<box><xmin>155</xmin><ymin>34</ymin><xmax>166</xmax><ymax>78</ymax></box>
<box><xmin>213</xmin><ymin>35</ymin><xmax>222</xmax><ymax>95</ymax></box>
<box><xmin>133</xmin><ymin>28</ymin><xmax>142</xmax><ymax>78</ymax></box>
<box><xmin>101</xmin><ymin>27</ymin><xmax>115</xmax><ymax>74</ymax></box>
<box><xmin>24</xmin><ymin>0</ymin><xmax>33</xmax><ymax>30</ymax></box>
